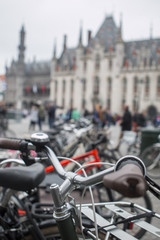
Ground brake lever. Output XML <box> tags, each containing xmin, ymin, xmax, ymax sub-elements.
<box><xmin>145</xmin><ymin>175</ymin><xmax>160</xmax><ymax>200</ymax></box>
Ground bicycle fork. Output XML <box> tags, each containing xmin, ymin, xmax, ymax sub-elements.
<box><xmin>50</xmin><ymin>183</ymin><xmax>79</xmax><ymax>240</ymax></box>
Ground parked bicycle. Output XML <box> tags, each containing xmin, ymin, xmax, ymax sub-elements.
<box><xmin>140</xmin><ymin>134</ymin><xmax>160</xmax><ymax>179</ymax></box>
<box><xmin>0</xmin><ymin>133</ymin><xmax>159</xmax><ymax>239</ymax></box>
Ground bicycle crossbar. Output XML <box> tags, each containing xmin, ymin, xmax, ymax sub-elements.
<box><xmin>45</xmin><ymin>149</ymin><xmax>101</xmax><ymax>173</ymax></box>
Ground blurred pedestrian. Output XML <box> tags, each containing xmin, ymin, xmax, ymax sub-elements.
<box><xmin>47</xmin><ymin>102</ymin><xmax>63</xmax><ymax>128</ymax></box>
<box><xmin>137</xmin><ymin>111</ymin><xmax>146</xmax><ymax>128</ymax></box>
<box><xmin>120</xmin><ymin>105</ymin><xmax>132</xmax><ymax>131</ymax></box>
<box><xmin>29</xmin><ymin>105</ymin><xmax>38</xmax><ymax>131</ymax></box>
<box><xmin>37</xmin><ymin>101</ymin><xmax>45</xmax><ymax>131</ymax></box>
<box><xmin>71</xmin><ymin>108</ymin><xmax>80</xmax><ymax>120</ymax></box>
<box><xmin>132</xmin><ymin>111</ymin><xmax>138</xmax><ymax>132</ymax></box>
<box><xmin>93</xmin><ymin>104</ymin><xmax>104</xmax><ymax>127</ymax></box>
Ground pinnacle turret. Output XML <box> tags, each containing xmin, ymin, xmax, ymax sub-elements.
<box><xmin>18</xmin><ymin>25</ymin><xmax>26</xmax><ymax>63</ymax></box>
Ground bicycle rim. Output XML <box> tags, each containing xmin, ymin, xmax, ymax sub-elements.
<box><xmin>140</xmin><ymin>145</ymin><xmax>160</xmax><ymax>179</ymax></box>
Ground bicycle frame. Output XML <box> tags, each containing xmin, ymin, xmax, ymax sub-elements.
<box><xmin>0</xmin><ymin>134</ymin><xmax>160</xmax><ymax>239</ymax></box>
<box><xmin>45</xmin><ymin>148</ymin><xmax>102</xmax><ymax>175</ymax></box>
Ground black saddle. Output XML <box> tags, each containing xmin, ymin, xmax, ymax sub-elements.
<box><xmin>0</xmin><ymin>163</ymin><xmax>45</xmax><ymax>191</ymax></box>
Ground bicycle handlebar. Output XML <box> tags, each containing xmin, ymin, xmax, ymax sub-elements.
<box><xmin>103</xmin><ymin>155</ymin><xmax>147</xmax><ymax>198</ymax></box>
<box><xmin>0</xmin><ymin>138</ymin><xmax>23</xmax><ymax>150</ymax></box>
<box><xmin>0</xmin><ymin>135</ymin><xmax>147</xmax><ymax>198</ymax></box>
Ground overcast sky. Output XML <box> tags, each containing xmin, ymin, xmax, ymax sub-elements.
<box><xmin>0</xmin><ymin>0</ymin><xmax>160</xmax><ymax>74</ymax></box>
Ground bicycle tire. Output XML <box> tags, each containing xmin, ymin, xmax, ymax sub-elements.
<box><xmin>140</xmin><ymin>144</ymin><xmax>160</xmax><ymax>179</ymax></box>
<box><xmin>127</xmin><ymin>142</ymin><xmax>140</xmax><ymax>156</ymax></box>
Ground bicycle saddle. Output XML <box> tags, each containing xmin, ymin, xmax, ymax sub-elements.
<box><xmin>0</xmin><ymin>163</ymin><xmax>45</xmax><ymax>191</ymax></box>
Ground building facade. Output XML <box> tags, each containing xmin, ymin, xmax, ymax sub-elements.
<box><xmin>4</xmin><ymin>16</ymin><xmax>160</xmax><ymax>118</ymax></box>
<box><xmin>5</xmin><ymin>26</ymin><xmax>50</xmax><ymax>109</ymax></box>
<box><xmin>50</xmin><ymin>16</ymin><xmax>160</xmax><ymax>118</ymax></box>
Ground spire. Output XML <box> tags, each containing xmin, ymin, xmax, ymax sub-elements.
<box><xmin>87</xmin><ymin>30</ymin><xmax>92</xmax><ymax>45</ymax></box>
<box><xmin>78</xmin><ymin>21</ymin><xmax>83</xmax><ymax>47</ymax></box>
<box><xmin>116</xmin><ymin>13</ymin><xmax>123</xmax><ymax>43</ymax></box>
<box><xmin>63</xmin><ymin>34</ymin><xmax>67</xmax><ymax>52</ymax></box>
<box><xmin>18</xmin><ymin>25</ymin><xmax>26</xmax><ymax>63</ymax></box>
<box><xmin>53</xmin><ymin>39</ymin><xmax>57</xmax><ymax>59</ymax></box>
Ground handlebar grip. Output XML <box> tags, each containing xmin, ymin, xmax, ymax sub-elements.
<box><xmin>0</xmin><ymin>138</ymin><xmax>23</xmax><ymax>150</ymax></box>
<box><xmin>103</xmin><ymin>156</ymin><xmax>147</xmax><ymax>198</ymax></box>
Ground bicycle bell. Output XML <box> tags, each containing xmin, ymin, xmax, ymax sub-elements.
<box><xmin>30</xmin><ymin>132</ymin><xmax>49</xmax><ymax>146</ymax></box>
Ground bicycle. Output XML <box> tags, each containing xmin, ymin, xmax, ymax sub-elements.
<box><xmin>140</xmin><ymin>134</ymin><xmax>160</xmax><ymax>179</ymax></box>
<box><xmin>0</xmin><ymin>133</ymin><xmax>159</xmax><ymax>239</ymax></box>
<box><xmin>0</xmin><ymin>117</ymin><xmax>16</xmax><ymax>138</ymax></box>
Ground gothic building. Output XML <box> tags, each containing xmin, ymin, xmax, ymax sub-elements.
<box><xmin>50</xmin><ymin>16</ymin><xmax>160</xmax><ymax>117</ymax></box>
<box><xmin>5</xmin><ymin>16</ymin><xmax>160</xmax><ymax>118</ymax></box>
<box><xmin>5</xmin><ymin>25</ymin><xmax>50</xmax><ymax>109</ymax></box>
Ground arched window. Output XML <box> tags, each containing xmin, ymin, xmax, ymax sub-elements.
<box><xmin>93</xmin><ymin>76</ymin><xmax>100</xmax><ymax>95</ymax></box>
<box><xmin>54</xmin><ymin>80</ymin><xmax>58</xmax><ymax>104</ymax></box>
<box><xmin>95</xmin><ymin>54</ymin><xmax>100</xmax><ymax>70</ymax></box>
<box><xmin>62</xmin><ymin>79</ymin><xmax>66</xmax><ymax>106</ymax></box>
<box><xmin>145</xmin><ymin>76</ymin><xmax>150</xmax><ymax>97</ymax></box>
<box><xmin>82</xmin><ymin>78</ymin><xmax>86</xmax><ymax>93</ymax></box>
<box><xmin>70</xmin><ymin>79</ymin><xmax>74</xmax><ymax>107</ymax></box>
<box><xmin>122</xmin><ymin>77</ymin><xmax>127</xmax><ymax>108</ymax></box>
<box><xmin>107</xmin><ymin>77</ymin><xmax>112</xmax><ymax>110</ymax></box>
<box><xmin>133</xmin><ymin>77</ymin><xmax>138</xmax><ymax>94</ymax></box>
<box><xmin>123</xmin><ymin>77</ymin><xmax>127</xmax><ymax>92</ymax></box>
<box><xmin>83</xmin><ymin>61</ymin><xmax>87</xmax><ymax>71</ymax></box>
<box><xmin>109</xmin><ymin>59</ymin><xmax>112</xmax><ymax>70</ymax></box>
<box><xmin>144</xmin><ymin>57</ymin><xmax>147</xmax><ymax>67</ymax></box>
<box><xmin>82</xmin><ymin>79</ymin><xmax>86</xmax><ymax>109</ymax></box>
<box><xmin>108</xmin><ymin>77</ymin><xmax>112</xmax><ymax>94</ymax></box>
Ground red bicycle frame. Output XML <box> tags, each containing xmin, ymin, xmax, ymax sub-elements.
<box><xmin>45</xmin><ymin>149</ymin><xmax>101</xmax><ymax>174</ymax></box>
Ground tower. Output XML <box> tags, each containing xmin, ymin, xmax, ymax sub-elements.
<box><xmin>18</xmin><ymin>25</ymin><xmax>26</xmax><ymax>63</ymax></box>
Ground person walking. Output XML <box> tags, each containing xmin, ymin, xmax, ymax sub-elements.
<box><xmin>47</xmin><ymin>102</ymin><xmax>63</xmax><ymax>129</ymax></box>
<box><xmin>38</xmin><ymin>102</ymin><xmax>45</xmax><ymax>131</ymax></box>
<box><xmin>120</xmin><ymin>105</ymin><xmax>132</xmax><ymax>131</ymax></box>
<box><xmin>93</xmin><ymin>104</ymin><xmax>104</xmax><ymax>127</ymax></box>
<box><xmin>29</xmin><ymin>105</ymin><xmax>38</xmax><ymax>131</ymax></box>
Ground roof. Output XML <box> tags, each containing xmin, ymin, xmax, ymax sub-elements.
<box><xmin>93</xmin><ymin>16</ymin><xmax>118</xmax><ymax>51</ymax></box>
<box><xmin>124</xmin><ymin>38</ymin><xmax>160</xmax><ymax>65</ymax></box>
<box><xmin>58</xmin><ymin>48</ymin><xmax>77</xmax><ymax>70</ymax></box>
<box><xmin>25</xmin><ymin>60</ymin><xmax>50</xmax><ymax>75</ymax></box>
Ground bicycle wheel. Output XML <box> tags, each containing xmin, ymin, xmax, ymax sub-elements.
<box><xmin>140</xmin><ymin>144</ymin><xmax>160</xmax><ymax>179</ymax></box>
<box><xmin>127</xmin><ymin>142</ymin><xmax>140</xmax><ymax>156</ymax></box>
<box><xmin>96</xmin><ymin>179</ymin><xmax>152</xmax><ymax>239</ymax></box>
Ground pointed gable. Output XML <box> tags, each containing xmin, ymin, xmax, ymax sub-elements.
<box><xmin>58</xmin><ymin>48</ymin><xmax>77</xmax><ymax>71</ymax></box>
<box><xmin>94</xmin><ymin>16</ymin><xmax>118</xmax><ymax>51</ymax></box>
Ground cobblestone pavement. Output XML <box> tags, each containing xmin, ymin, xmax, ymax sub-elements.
<box><xmin>8</xmin><ymin>117</ymin><xmax>160</xmax><ymax>239</ymax></box>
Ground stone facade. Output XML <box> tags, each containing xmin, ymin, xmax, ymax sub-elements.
<box><xmin>50</xmin><ymin>16</ymin><xmax>160</xmax><ymax>117</ymax></box>
<box><xmin>4</xmin><ymin>26</ymin><xmax>50</xmax><ymax>109</ymax></box>
<box><xmin>4</xmin><ymin>16</ymin><xmax>160</xmax><ymax>118</ymax></box>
